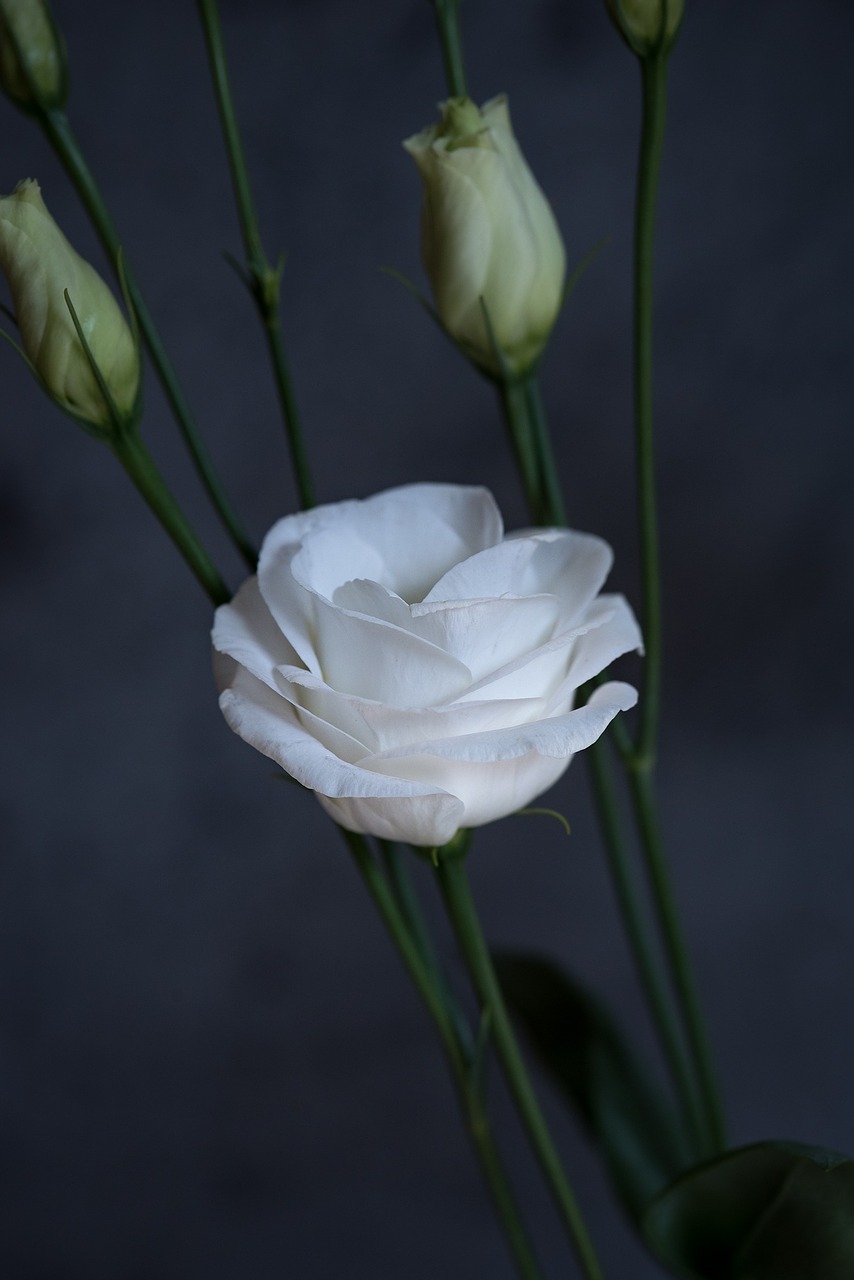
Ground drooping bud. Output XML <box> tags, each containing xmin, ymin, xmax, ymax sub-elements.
<box><xmin>605</xmin><ymin>0</ymin><xmax>685</xmax><ymax>56</ymax></box>
<box><xmin>0</xmin><ymin>0</ymin><xmax>66</xmax><ymax>111</ymax></box>
<box><xmin>0</xmin><ymin>180</ymin><xmax>139</xmax><ymax>427</ymax></box>
<box><xmin>404</xmin><ymin>95</ymin><xmax>566</xmax><ymax>379</ymax></box>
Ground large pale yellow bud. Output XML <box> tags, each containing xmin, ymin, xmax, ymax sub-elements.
<box><xmin>0</xmin><ymin>180</ymin><xmax>139</xmax><ymax>427</ymax></box>
<box><xmin>404</xmin><ymin>96</ymin><xmax>566</xmax><ymax>379</ymax></box>
<box><xmin>0</xmin><ymin>0</ymin><xmax>66</xmax><ymax>110</ymax></box>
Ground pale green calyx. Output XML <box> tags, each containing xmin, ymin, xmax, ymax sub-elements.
<box><xmin>403</xmin><ymin>95</ymin><xmax>566</xmax><ymax>379</ymax></box>
<box><xmin>0</xmin><ymin>179</ymin><xmax>140</xmax><ymax>428</ymax></box>
<box><xmin>605</xmin><ymin>0</ymin><xmax>685</xmax><ymax>55</ymax></box>
<box><xmin>435</xmin><ymin>96</ymin><xmax>490</xmax><ymax>152</ymax></box>
<box><xmin>0</xmin><ymin>0</ymin><xmax>66</xmax><ymax>110</ymax></box>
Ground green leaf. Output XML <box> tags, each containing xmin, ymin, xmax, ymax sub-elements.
<box><xmin>644</xmin><ymin>1140</ymin><xmax>854</xmax><ymax>1279</ymax></box>
<box><xmin>494</xmin><ymin>951</ymin><xmax>692</xmax><ymax>1221</ymax></box>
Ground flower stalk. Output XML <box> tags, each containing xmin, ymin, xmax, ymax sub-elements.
<box><xmin>431</xmin><ymin>0</ymin><xmax>468</xmax><ymax>99</ymax></box>
<box><xmin>632</xmin><ymin>50</ymin><xmax>667</xmax><ymax>768</ymax></box>
<box><xmin>436</xmin><ymin>849</ymin><xmax>605</xmax><ymax>1280</ymax></box>
<box><xmin>196</xmin><ymin>0</ymin><xmax>315</xmax><ymax>511</ymax></box>
<box><xmin>343</xmin><ymin>830</ymin><xmax>543</xmax><ymax>1280</ymax></box>
<box><xmin>626</xmin><ymin>45</ymin><xmax>726</xmax><ymax>1155</ymax></box>
<box><xmin>112</xmin><ymin>429</ymin><xmax>231</xmax><ymax>607</ymax></box>
<box><xmin>36</xmin><ymin>104</ymin><xmax>257</xmax><ymax>569</ymax></box>
<box><xmin>586</xmin><ymin>737</ymin><xmax>709</xmax><ymax>1155</ymax></box>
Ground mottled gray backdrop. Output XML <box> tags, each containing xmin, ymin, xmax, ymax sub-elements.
<box><xmin>2</xmin><ymin>1</ymin><xmax>853</xmax><ymax>1277</ymax></box>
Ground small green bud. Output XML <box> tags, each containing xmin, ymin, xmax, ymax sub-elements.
<box><xmin>605</xmin><ymin>0</ymin><xmax>684</xmax><ymax>56</ymax></box>
<box><xmin>404</xmin><ymin>95</ymin><xmax>566</xmax><ymax>379</ymax></box>
<box><xmin>0</xmin><ymin>0</ymin><xmax>67</xmax><ymax>111</ymax></box>
<box><xmin>0</xmin><ymin>179</ymin><xmax>140</xmax><ymax>428</ymax></box>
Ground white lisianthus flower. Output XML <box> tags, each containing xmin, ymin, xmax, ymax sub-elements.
<box><xmin>404</xmin><ymin>96</ymin><xmax>566</xmax><ymax>378</ymax></box>
<box><xmin>213</xmin><ymin>484</ymin><xmax>640</xmax><ymax>848</ymax></box>
<box><xmin>0</xmin><ymin>179</ymin><xmax>139</xmax><ymax>427</ymax></box>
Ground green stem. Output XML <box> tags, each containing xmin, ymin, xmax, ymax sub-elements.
<box><xmin>379</xmin><ymin>840</ymin><xmax>475</xmax><ymax>1059</ymax></box>
<box><xmin>524</xmin><ymin>375</ymin><xmax>566</xmax><ymax>527</ymax></box>
<box><xmin>498</xmin><ymin>377</ymin><xmax>543</xmax><ymax>524</ymax></box>
<box><xmin>586</xmin><ymin>739</ymin><xmax>707</xmax><ymax>1156</ymax></box>
<box><xmin>436</xmin><ymin>854</ymin><xmax>604</xmax><ymax>1280</ymax></box>
<box><xmin>627</xmin><ymin>50</ymin><xmax>726</xmax><ymax>1154</ymax></box>
<box><xmin>626</xmin><ymin>763</ymin><xmax>725</xmax><ymax>1153</ymax></box>
<box><xmin>342</xmin><ymin>832</ymin><xmax>543</xmax><ymax>1280</ymax></box>
<box><xmin>111</xmin><ymin>431</ymin><xmax>230</xmax><ymax>606</ymax></box>
<box><xmin>632</xmin><ymin>52</ymin><xmax>668</xmax><ymax>766</ymax></box>
<box><xmin>39</xmin><ymin>107</ymin><xmax>257</xmax><ymax>571</ymax></box>
<box><xmin>431</xmin><ymin>0</ymin><xmax>468</xmax><ymax>98</ymax></box>
<box><xmin>196</xmin><ymin>0</ymin><xmax>316</xmax><ymax>510</ymax></box>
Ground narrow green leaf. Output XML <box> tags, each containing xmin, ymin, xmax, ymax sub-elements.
<box><xmin>494</xmin><ymin>951</ymin><xmax>691</xmax><ymax>1222</ymax></box>
<box><xmin>644</xmin><ymin>1140</ymin><xmax>854</xmax><ymax>1279</ymax></box>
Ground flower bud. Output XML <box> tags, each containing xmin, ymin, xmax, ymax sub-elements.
<box><xmin>0</xmin><ymin>179</ymin><xmax>139</xmax><ymax>427</ymax></box>
<box><xmin>404</xmin><ymin>95</ymin><xmax>566</xmax><ymax>378</ymax></box>
<box><xmin>604</xmin><ymin>0</ymin><xmax>684</xmax><ymax>55</ymax></box>
<box><xmin>0</xmin><ymin>0</ymin><xmax>66</xmax><ymax>111</ymax></box>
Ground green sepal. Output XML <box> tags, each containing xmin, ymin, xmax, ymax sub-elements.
<box><xmin>494</xmin><ymin>951</ymin><xmax>692</xmax><ymax>1221</ymax></box>
<box><xmin>644</xmin><ymin>1140</ymin><xmax>854</xmax><ymax>1279</ymax></box>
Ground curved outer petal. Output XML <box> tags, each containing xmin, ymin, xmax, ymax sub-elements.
<box><xmin>213</xmin><ymin>575</ymin><xmax>300</xmax><ymax>693</ymax></box>
<box><xmin>219</xmin><ymin>665</ymin><xmax>464</xmax><ymax>846</ymax></box>
<box><xmin>362</xmin><ymin>682</ymin><xmax>637</xmax><ymax>830</ymax></box>
<box><xmin>275</xmin><ymin>664</ymin><xmax>548</xmax><ymax>755</ymax></box>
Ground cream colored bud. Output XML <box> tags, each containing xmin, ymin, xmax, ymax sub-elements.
<box><xmin>605</xmin><ymin>0</ymin><xmax>685</xmax><ymax>54</ymax></box>
<box><xmin>404</xmin><ymin>95</ymin><xmax>566</xmax><ymax>378</ymax></box>
<box><xmin>0</xmin><ymin>180</ymin><xmax>139</xmax><ymax>426</ymax></box>
<box><xmin>0</xmin><ymin>0</ymin><xmax>66</xmax><ymax>110</ymax></box>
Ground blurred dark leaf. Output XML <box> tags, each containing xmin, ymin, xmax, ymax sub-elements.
<box><xmin>644</xmin><ymin>1140</ymin><xmax>854</xmax><ymax>1279</ymax></box>
<box><xmin>494</xmin><ymin>951</ymin><xmax>691</xmax><ymax>1221</ymax></box>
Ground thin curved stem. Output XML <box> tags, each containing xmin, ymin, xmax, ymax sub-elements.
<box><xmin>632</xmin><ymin>52</ymin><xmax>668</xmax><ymax>765</ymax></box>
<box><xmin>524</xmin><ymin>375</ymin><xmax>566</xmax><ymax>527</ymax></box>
<box><xmin>626</xmin><ymin>50</ymin><xmax>726</xmax><ymax>1154</ymax></box>
<box><xmin>196</xmin><ymin>0</ymin><xmax>316</xmax><ymax>510</ymax></box>
<box><xmin>586</xmin><ymin>739</ymin><xmax>708</xmax><ymax>1156</ymax></box>
<box><xmin>498</xmin><ymin>376</ymin><xmax>544</xmax><ymax>524</ymax></box>
<box><xmin>436</xmin><ymin>854</ymin><xmax>604</xmax><ymax>1280</ymax></box>
<box><xmin>111</xmin><ymin>431</ymin><xmax>230</xmax><ymax>606</ymax></box>
<box><xmin>626</xmin><ymin>764</ymin><xmax>725</xmax><ymax>1153</ymax></box>
<box><xmin>39</xmin><ymin>107</ymin><xmax>257</xmax><ymax>570</ymax></box>
<box><xmin>342</xmin><ymin>831</ymin><xmax>543</xmax><ymax>1280</ymax></box>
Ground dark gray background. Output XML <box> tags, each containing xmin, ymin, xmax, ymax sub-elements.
<box><xmin>2</xmin><ymin>1</ymin><xmax>853</xmax><ymax>1277</ymax></box>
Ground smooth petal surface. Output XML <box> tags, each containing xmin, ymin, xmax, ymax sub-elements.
<box><xmin>404</xmin><ymin>95</ymin><xmax>566</xmax><ymax>375</ymax></box>
<box><xmin>213</xmin><ymin>484</ymin><xmax>640</xmax><ymax>846</ymax></box>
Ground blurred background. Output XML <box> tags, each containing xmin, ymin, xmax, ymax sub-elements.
<box><xmin>1</xmin><ymin>1</ymin><xmax>852</xmax><ymax>1276</ymax></box>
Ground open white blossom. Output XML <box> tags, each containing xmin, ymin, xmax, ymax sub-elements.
<box><xmin>213</xmin><ymin>484</ymin><xmax>640</xmax><ymax>847</ymax></box>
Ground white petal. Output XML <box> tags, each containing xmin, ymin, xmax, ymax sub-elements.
<box><xmin>309</xmin><ymin>592</ymin><xmax>473</xmax><ymax>706</ymax></box>
<box><xmin>276</xmin><ymin>664</ymin><xmax>547</xmax><ymax>754</ymax></box>
<box><xmin>287</xmin><ymin>483</ymin><xmax>503</xmax><ymax>603</ymax></box>
<box><xmin>560</xmin><ymin>595</ymin><xmax>643</xmax><ymax>694</ymax></box>
<box><xmin>316</xmin><ymin>791</ymin><xmax>464</xmax><ymax>847</ymax></box>
<box><xmin>212</xmin><ymin>576</ymin><xmax>299</xmax><ymax>693</ymax></box>
<box><xmin>410</xmin><ymin>594</ymin><xmax>561</xmax><ymax>681</ymax></box>
<box><xmin>361</xmin><ymin>682</ymin><xmax>636</xmax><ymax>833</ymax></box>
<box><xmin>218</xmin><ymin>666</ymin><xmax>463</xmax><ymax>842</ymax></box>
<box><xmin>369</xmin><ymin>681</ymin><xmax>637</xmax><ymax>769</ymax></box>
<box><xmin>424</xmin><ymin>528</ymin><xmax>612</xmax><ymax>624</ymax></box>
